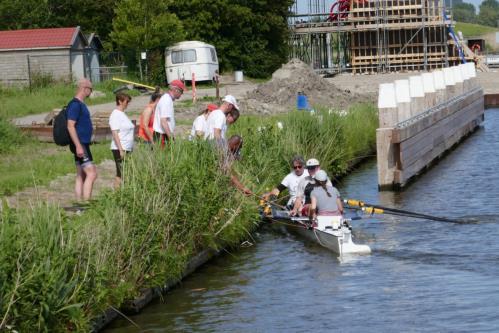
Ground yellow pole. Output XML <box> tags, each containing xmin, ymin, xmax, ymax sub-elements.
<box><xmin>112</xmin><ymin>77</ymin><xmax>156</xmax><ymax>91</ymax></box>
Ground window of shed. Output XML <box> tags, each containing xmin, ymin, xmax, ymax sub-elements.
<box><xmin>183</xmin><ymin>49</ymin><xmax>197</xmax><ymax>63</ymax></box>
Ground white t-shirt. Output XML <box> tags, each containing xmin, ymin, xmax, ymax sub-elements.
<box><xmin>281</xmin><ymin>169</ymin><xmax>309</xmax><ymax>205</ymax></box>
<box><xmin>190</xmin><ymin>114</ymin><xmax>207</xmax><ymax>138</ymax></box>
<box><xmin>109</xmin><ymin>109</ymin><xmax>135</xmax><ymax>151</ymax></box>
<box><xmin>204</xmin><ymin>109</ymin><xmax>227</xmax><ymax>140</ymax></box>
<box><xmin>153</xmin><ymin>93</ymin><xmax>175</xmax><ymax>134</ymax></box>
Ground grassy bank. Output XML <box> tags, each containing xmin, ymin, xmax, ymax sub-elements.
<box><xmin>0</xmin><ymin>140</ymin><xmax>111</xmax><ymax>196</ymax></box>
<box><xmin>0</xmin><ymin>80</ymin><xmax>139</xmax><ymax>119</ymax></box>
<box><xmin>0</xmin><ymin>103</ymin><xmax>377</xmax><ymax>331</ymax></box>
<box><xmin>454</xmin><ymin>22</ymin><xmax>497</xmax><ymax>37</ymax></box>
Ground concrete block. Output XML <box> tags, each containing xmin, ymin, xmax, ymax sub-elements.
<box><xmin>378</xmin><ymin>83</ymin><xmax>398</xmax><ymax>127</ymax></box>
<box><xmin>409</xmin><ymin>76</ymin><xmax>424</xmax><ymax>117</ymax></box>
<box><xmin>422</xmin><ymin>73</ymin><xmax>436</xmax><ymax>109</ymax></box>
<box><xmin>395</xmin><ymin>79</ymin><xmax>411</xmax><ymax>122</ymax></box>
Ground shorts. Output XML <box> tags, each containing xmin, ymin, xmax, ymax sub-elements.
<box><xmin>112</xmin><ymin>150</ymin><xmax>130</xmax><ymax>178</ymax></box>
<box><xmin>70</xmin><ymin>143</ymin><xmax>93</xmax><ymax>168</ymax></box>
<box><xmin>153</xmin><ymin>131</ymin><xmax>171</xmax><ymax>147</ymax></box>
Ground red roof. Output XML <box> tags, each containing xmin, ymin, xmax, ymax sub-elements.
<box><xmin>0</xmin><ymin>27</ymin><xmax>80</xmax><ymax>50</ymax></box>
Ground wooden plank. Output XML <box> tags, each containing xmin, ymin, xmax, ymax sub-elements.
<box><xmin>399</xmin><ymin>117</ymin><xmax>482</xmax><ymax>184</ymax></box>
<box><xmin>398</xmin><ymin>99</ymin><xmax>483</xmax><ymax>171</ymax></box>
<box><xmin>377</xmin><ymin>128</ymin><xmax>400</xmax><ymax>188</ymax></box>
<box><xmin>392</xmin><ymin>89</ymin><xmax>483</xmax><ymax>142</ymax></box>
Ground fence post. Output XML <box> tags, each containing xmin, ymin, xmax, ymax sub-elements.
<box><xmin>192</xmin><ymin>72</ymin><xmax>197</xmax><ymax>103</ymax></box>
<box><xmin>27</xmin><ymin>55</ymin><xmax>32</xmax><ymax>92</ymax></box>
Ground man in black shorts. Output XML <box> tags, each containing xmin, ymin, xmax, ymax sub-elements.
<box><xmin>67</xmin><ymin>78</ymin><xmax>97</xmax><ymax>200</ymax></box>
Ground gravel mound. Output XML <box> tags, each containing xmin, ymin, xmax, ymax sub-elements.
<box><xmin>241</xmin><ymin>59</ymin><xmax>373</xmax><ymax>114</ymax></box>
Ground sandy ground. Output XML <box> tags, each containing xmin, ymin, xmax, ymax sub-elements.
<box><xmin>4</xmin><ymin>160</ymin><xmax>116</xmax><ymax>210</ymax></box>
<box><xmin>328</xmin><ymin>70</ymin><xmax>499</xmax><ymax>95</ymax></box>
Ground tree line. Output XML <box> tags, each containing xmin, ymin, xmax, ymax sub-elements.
<box><xmin>452</xmin><ymin>0</ymin><xmax>499</xmax><ymax>27</ymax></box>
<box><xmin>0</xmin><ymin>0</ymin><xmax>294</xmax><ymax>82</ymax></box>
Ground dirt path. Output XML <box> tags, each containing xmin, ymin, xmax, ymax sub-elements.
<box><xmin>5</xmin><ymin>159</ymin><xmax>116</xmax><ymax>210</ymax></box>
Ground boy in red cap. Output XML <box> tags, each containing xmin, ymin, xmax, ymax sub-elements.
<box><xmin>190</xmin><ymin>103</ymin><xmax>218</xmax><ymax>140</ymax></box>
<box><xmin>152</xmin><ymin>80</ymin><xmax>186</xmax><ymax>145</ymax></box>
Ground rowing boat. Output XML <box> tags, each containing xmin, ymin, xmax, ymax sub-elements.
<box><xmin>268</xmin><ymin>209</ymin><xmax>371</xmax><ymax>256</ymax></box>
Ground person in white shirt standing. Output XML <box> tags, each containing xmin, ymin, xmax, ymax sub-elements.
<box><xmin>204</xmin><ymin>95</ymin><xmax>240</xmax><ymax>142</ymax></box>
<box><xmin>153</xmin><ymin>80</ymin><xmax>185</xmax><ymax>146</ymax></box>
<box><xmin>109</xmin><ymin>92</ymin><xmax>134</xmax><ymax>188</ymax></box>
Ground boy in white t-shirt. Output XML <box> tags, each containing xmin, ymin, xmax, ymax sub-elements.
<box><xmin>204</xmin><ymin>95</ymin><xmax>240</xmax><ymax>141</ymax></box>
<box><xmin>109</xmin><ymin>92</ymin><xmax>134</xmax><ymax>188</ymax></box>
<box><xmin>190</xmin><ymin>103</ymin><xmax>218</xmax><ymax>140</ymax></box>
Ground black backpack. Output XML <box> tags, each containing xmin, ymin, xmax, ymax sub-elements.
<box><xmin>53</xmin><ymin>99</ymin><xmax>80</xmax><ymax>146</ymax></box>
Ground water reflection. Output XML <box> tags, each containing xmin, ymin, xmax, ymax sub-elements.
<box><xmin>105</xmin><ymin>110</ymin><xmax>499</xmax><ymax>333</ymax></box>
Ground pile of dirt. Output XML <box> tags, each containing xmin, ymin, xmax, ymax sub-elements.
<box><xmin>240</xmin><ymin>59</ymin><xmax>373</xmax><ymax>114</ymax></box>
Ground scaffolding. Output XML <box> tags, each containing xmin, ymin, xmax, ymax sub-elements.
<box><xmin>289</xmin><ymin>0</ymin><xmax>463</xmax><ymax>73</ymax></box>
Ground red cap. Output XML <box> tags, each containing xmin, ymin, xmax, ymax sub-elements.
<box><xmin>207</xmin><ymin>103</ymin><xmax>218</xmax><ymax>111</ymax></box>
<box><xmin>170</xmin><ymin>79</ymin><xmax>186</xmax><ymax>91</ymax></box>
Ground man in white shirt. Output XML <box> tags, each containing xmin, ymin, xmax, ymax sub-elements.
<box><xmin>153</xmin><ymin>80</ymin><xmax>185</xmax><ymax>145</ymax></box>
<box><xmin>204</xmin><ymin>95</ymin><xmax>240</xmax><ymax>141</ymax></box>
<box><xmin>264</xmin><ymin>156</ymin><xmax>309</xmax><ymax>209</ymax></box>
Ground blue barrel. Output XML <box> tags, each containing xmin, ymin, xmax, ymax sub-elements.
<box><xmin>296</xmin><ymin>93</ymin><xmax>308</xmax><ymax>110</ymax></box>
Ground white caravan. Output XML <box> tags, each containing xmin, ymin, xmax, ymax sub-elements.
<box><xmin>165</xmin><ymin>41</ymin><xmax>219</xmax><ymax>83</ymax></box>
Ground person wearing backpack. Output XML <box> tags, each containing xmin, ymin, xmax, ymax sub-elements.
<box><xmin>67</xmin><ymin>78</ymin><xmax>97</xmax><ymax>201</ymax></box>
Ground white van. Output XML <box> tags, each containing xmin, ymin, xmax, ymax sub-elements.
<box><xmin>165</xmin><ymin>41</ymin><xmax>219</xmax><ymax>83</ymax></box>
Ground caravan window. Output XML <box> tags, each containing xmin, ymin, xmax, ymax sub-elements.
<box><xmin>210</xmin><ymin>48</ymin><xmax>217</xmax><ymax>62</ymax></box>
<box><xmin>183</xmin><ymin>49</ymin><xmax>197</xmax><ymax>62</ymax></box>
<box><xmin>171</xmin><ymin>49</ymin><xmax>197</xmax><ymax>64</ymax></box>
<box><xmin>171</xmin><ymin>51</ymin><xmax>183</xmax><ymax>64</ymax></box>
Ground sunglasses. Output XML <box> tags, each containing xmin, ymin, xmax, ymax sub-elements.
<box><xmin>306</xmin><ymin>165</ymin><xmax>318</xmax><ymax>170</ymax></box>
<box><xmin>293</xmin><ymin>165</ymin><xmax>303</xmax><ymax>170</ymax></box>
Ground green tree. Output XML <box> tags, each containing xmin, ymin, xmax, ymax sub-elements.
<box><xmin>453</xmin><ymin>3</ymin><xmax>477</xmax><ymax>23</ymax></box>
<box><xmin>171</xmin><ymin>0</ymin><xmax>293</xmax><ymax>78</ymax></box>
<box><xmin>0</xmin><ymin>0</ymin><xmax>116</xmax><ymax>40</ymax></box>
<box><xmin>478</xmin><ymin>0</ymin><xmax>499</xmax><ymax>27</ymax></box>
<box><xmin>110</xmin><ymin>0</ymin><xmax>185</xmax><ymax>83</ymax></box>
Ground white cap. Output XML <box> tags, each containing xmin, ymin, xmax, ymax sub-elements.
<box><xmin>222</xmin><ymin>95</ymin><xmax>239</xmax><ymax>110</ymax></box>
<box><xmin>314</xmin><ymin>169</ymin><xmax>328</xmax><ymax>182</ymax></box>
<box><xmin>306</xmin><ymin>158</ymin><xmax>320</xmax><ymax>167</ymax></box>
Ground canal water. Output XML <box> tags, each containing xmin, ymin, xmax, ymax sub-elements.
<box><xmin>105</xmin><ymin>110</ymin><xmax>499</xmax><ymax>333</ymax></box>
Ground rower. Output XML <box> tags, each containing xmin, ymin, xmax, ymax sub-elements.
<box><xmin>263</xmin><ymin>155</ymin><xmax>309</xmax><ymax>209</ymax></box>
<box><xmin>290</xmin><ymin>158</ymin><xmax>332</xmax><ymax>216</ymax></box>
<box><xmin>309</xmin><ymin>170</ymin><xmax>344</xmax><ymax>221</ymax></box>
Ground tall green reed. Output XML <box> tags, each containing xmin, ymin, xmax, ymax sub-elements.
<box><xmin>0</xmin><ymin>102</ymin><xmax>377</xmax><ymax>331</ymax></box>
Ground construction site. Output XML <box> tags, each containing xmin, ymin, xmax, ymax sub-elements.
<box><xmin>289</xmin><ymin>0</ymin><xmax>487</xmax><ymax>74</ymax></box>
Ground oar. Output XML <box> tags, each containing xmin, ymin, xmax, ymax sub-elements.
<box><xmin>344</xmin><ymin>199</ymin><xmax>467</xmax><ymax>223</ymax></box>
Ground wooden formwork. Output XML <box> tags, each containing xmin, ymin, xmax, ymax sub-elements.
<box><xmin>349</xmin><ymin>0</ymin><xmax>448</xmax><ymax>73</ymax></box>
<box><xmin>289</xmin><ymin>0</ymin><xmax>466</xmax><ymax>73</ymax></box>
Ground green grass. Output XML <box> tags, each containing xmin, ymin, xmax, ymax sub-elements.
<box><xmin>455</xmin><ymin>22</ymin><xmax>497</xmax><ymax>37</ymax></box>
<box><xmin>0</xmin><ymin>79</ymin><xmax>140</xmax><ymax>119</ymax></box>
<box><xmin>0</xmin><ymin>140</ymin><xmax>111</xmax><ymax>196</ymax></box>
<box><xmin>0</xmin><ymin>103</ymin><xmax>378</xmax><ymax>331</ymax></box>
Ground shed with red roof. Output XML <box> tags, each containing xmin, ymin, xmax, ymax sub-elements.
<box><xmin>0</xmin><ymin>26</ymin><xmax>101</xmax><ymax>86</ymax></box>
